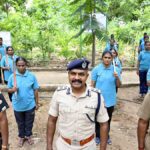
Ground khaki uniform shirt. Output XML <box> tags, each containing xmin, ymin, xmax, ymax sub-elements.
<box><xmin>138</xmin><ymin>93</ymin><xmax>150</xmax><ymax>150</ymax></box>
<box><xmin>49</xmin><ymin>85</ymin><xmax>109</xmax><ymax>141</ymax></box>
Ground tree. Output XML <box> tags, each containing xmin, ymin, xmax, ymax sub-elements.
<box><xmin>69</xmin><ymin>0</ymin><xmax>107</xmax><ymax>66</ymax></box>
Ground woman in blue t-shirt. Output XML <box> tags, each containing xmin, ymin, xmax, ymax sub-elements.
<box><xmin>91</xmin><ymin>51</ymin><xmax>121</xmax><ymax>145</ymax></box>
<box><xmin>1</xmin><ymin>46</ymin><xmax>18</xmax><ymax>101</ymax></box>
<box><xmin>7</xmin><ymin>57</ymin><xmax>39</xmax><ymax>147</ymax></box>
<box><xmin>136</xmin><ymin>41</ymin><xmax>150</xmax><ymax>100</ymax></box>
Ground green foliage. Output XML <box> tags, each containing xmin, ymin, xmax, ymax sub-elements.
<box><xmin>0</xmin><ymin>0</ymin><xmax>149</xmax><ymax>64</ymax></box>
<box><xmin>70</xmin><ymin>0</ymin><xmax>107</xmax><ymax>41</ymax></box>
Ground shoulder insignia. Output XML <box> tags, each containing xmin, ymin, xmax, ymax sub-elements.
<box><xmin>56</xmin><ymin>86</ymin><xmax>68</xmax><ymax>91</ymax></box>
<box><xmin>91</xmin><ymin>87</ymin><xmax>101</xmax><ymax>93</ymax></box>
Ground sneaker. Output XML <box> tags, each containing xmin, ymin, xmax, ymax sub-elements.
<box><xmin>25</xmin><ymin>136</ymin><xmax>34</xmax><ymax>145</ymax></box>
<box><xmin>95</xmin><ymin>137</ymin><xmax>100</xmax><ymax>145</ymax></box>
<box><xmin>18</xmin><ymin>138</ymin><xmax>25</xmax><ymax>147</ymax></box>
<box><xmin>107</xmin><ymin>138</ymin><xmax>112</xmax><ymax>145</ymax></box>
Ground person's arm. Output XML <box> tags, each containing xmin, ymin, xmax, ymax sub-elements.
<box><xmin>46</xmin><ymin>115</ymin><xmax>57</xmax><ymax>150</ymax></box>
<box><xmin>100</xmin><ymin>122</ymin><xmax>108</xmax><ymax>150</ymax></box>
<box><xmin>114</xmin><ymin>72</ymin><xmax>121</xmax><ymax>87</ymax></box>
<box><xmin>7</xmin><ymin>75</ymin><xmax>17</xmax><ymax>93</ymax></box>
<box><xmin>1</xmin><ymin>66</ymin><xmax>10</xmax><ymax>71</ymax></box>
<box><xmin>137</xmin><ymin>118</ymin><xmax>149</xmax><ymax>150</ymax></box>
<box><xmin>147</xmin><ymin>80</ymin><xmax>150</xmax><ymax>86</ymax></box>
<box><xmin>34</xmin><ymin>89</ymin><xmax>39</xmax><ymax>110</ymax></box>
<box><xmin>7</xmin><ymin>87</ymin><xmax>17</xmax><ymax>93</ymax></box>
<box><xmin>91</xmin><ymin>80</ymin><xmax>96</xmax><ymax>88</ymax></box>
<box><xmin>136</xmin><ymin>60</ymin><xmax>140</xmax><ymax>75</ymax></box>
<box><xmin>1</xmin><ymin>57</ymin><xmax>10</xmax><ymax>71</ymax></box>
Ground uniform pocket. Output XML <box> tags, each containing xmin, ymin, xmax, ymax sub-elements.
<box><xmin>59</xmin><ymin>104</ymin><xmax>75</xmax><ymax>123</ymax></box>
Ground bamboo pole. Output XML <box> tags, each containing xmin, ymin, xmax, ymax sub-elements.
<box><xmin>13</xmin><ymin>56</ymin><xmax>17</xmax><ymax>98</ymax></box>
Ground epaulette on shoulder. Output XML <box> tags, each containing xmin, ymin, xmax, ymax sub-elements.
<box><xmin>56</xmin><ymin>86</ymin><xmax>68</xmax><ymax>91</ymax></box>
<box><xmin>91</xmin><ymin>87</ymin><xmax>101</xmax><ymax>93</ymax></box>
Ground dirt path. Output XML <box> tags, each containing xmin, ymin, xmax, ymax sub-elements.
<box><xmin>4</xmin><ymin>86</ymin><xmax>141</xmax><ymax>150</ymax></box>
<box><xmin>33</xmin><ymin>70</ymin><xmax>139</xmax><ymax>85</ymax></box>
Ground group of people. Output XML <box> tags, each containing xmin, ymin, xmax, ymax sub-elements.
<box><xmin>0</xmin><ymin>37</ymin><xmax>39</xmax><ymax>149</ymax></box>
<box><xmin>0</xmin><ymin>32</ymin><xmax>150</xmax><ymax>150</ymax></box>
<box><xmin>47</xmin><ymin>33</ymin><xmax>150</xmax><ymax>150</ymax></box>
<box><xmin>137</xmin><ymin>32</ymin><xmax>150</xmax><ymax>150</ymax></box>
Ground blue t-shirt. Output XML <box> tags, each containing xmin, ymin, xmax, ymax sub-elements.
<box><xmin>139</xmin><ymin>42</ymin><xmax>145</xmax><ymax>52</ymax></box>
<box><xmin>104</xmin><ymin>42</ymin><xmax>118</xmax><ymax>51</ymax></box>
<box><xmin>91</xmin><ymin>63</ymin><xmax>121</xmax><ymax>107</ymax></box>
<box><xmin>7</xmin><ymin>70</ymin><xmax>39</xmax><ymax>111</ymax></box>
<box><xmin>138</xmin><ymin>50</ymin><xmax>150</xmax><ymax>71</ymax></box>
<box><xmin>139</xmin><ymin>37</ymin><xmax>144</xmax><ymax>45</ymax></box>
<box><xmin>147</xmin><ymin>68</ymin><xmax>150</xmax><ymax>92</ymax></box>
<box><xmin>1</xmin><ymin>55</ymin><xmax>18</xmax><ymax>81</ymax></box>
<box><xmin>0</xmin><ymin>44</ymin><xmax>7</xmax><ymax>64</ymax></box>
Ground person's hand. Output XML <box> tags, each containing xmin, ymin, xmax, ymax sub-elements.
<box><xmin>113</xmin><ymin>72</ymin><xmax>119</xmax><ymax>79</ymax></box>
<box><xmin>35</xmin><ymin>103</ymin><xmax>40</xmax><ymax>110</ymax></box>
<box><xmin>5</xmin><ymin>66</ymin><xmax>10</xmax><ymax>70</ymax></box>
<box><xmin>136</xmin><ymin>70</ymin><xmax>139</xmax><ymax>75</ymax></box>
<box><xmin>12</xmin><ymin>87</ymin><xmax>18</xmax><ymax>93</ymax></box>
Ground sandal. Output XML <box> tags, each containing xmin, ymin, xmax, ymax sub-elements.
<box><xmin>18</xmin><ymin>138</ymin><xmax>24</xmax><ymax>147</ymax></box>
<box><xmin>26</xmin><ymin>136</ymin><xmax>34</xmax><ymax>145</ymax></box>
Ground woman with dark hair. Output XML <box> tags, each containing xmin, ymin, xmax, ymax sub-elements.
<box><xmin>7</xmin><ymin>57</ymin><xmax>39</xmax><ymax>147</ymax></box>
<box><xmin>0</xmin><ymin>91</ymin><xmax>9</xmax><ymax>150</ymax></box>
<box><xmin>91</xmin><ymin>51</ymin><xmax>121</xmax><ymax>145</ymax></box>
<box><xmin>1</xmin><ymin>46</ymin><xmax>18</xmax><ymax>101</ymax></box>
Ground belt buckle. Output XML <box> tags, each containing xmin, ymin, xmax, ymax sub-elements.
<box><xmin>71</xmin><ymin>139</ymin><xmax>80</xmax><ymax>146</ymax></box>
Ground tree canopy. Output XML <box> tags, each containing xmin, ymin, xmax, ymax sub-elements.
<box><xmin>0</xmin><ymin>0</ymin><xmax>149</xmax><ymax>61</ymax></box>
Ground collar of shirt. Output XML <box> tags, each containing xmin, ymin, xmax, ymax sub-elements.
<box><xmin>101</xmin><ymin>63</ymin><xmax>112</xmax><ymax>70</ymax></box>
<box><xmin>16</xmin><ymin>70</ymin><xmax>29</xmax><ymax>77</ymax></box>
<box><xmin>8</xmin><ymin>55</ymin><xmax>13</xmax><ymax>59</ymax></box>
<box><xmin>66</xmin><ymin>85</ymin><xmax>91</xmax><ymax>98</ymax></box>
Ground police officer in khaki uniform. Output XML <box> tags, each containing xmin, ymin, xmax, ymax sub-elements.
<box><xmin>137</xmin><ymin>68</ymin><xmax>150</xmax><ymax>150</ymax></box>
<box><xmin>46</xmin><ymin>58</ymin><xmax>109</xmax><ymax>150</ymax></box>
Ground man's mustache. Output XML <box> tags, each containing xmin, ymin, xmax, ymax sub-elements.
<box><xmin>72</xmin><ymin>80</ymin><xmax>82</xmax><ymax>84</ymax></box>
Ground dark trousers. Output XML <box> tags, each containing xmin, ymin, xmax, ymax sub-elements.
<box><xmin>96</xmin><ymin>106</ymin><xmax>114</xmax><ymax>138</ymax></box>
<box><xmin>4</xmin><ymin>80</ymin><xmax>12</xmax><ymax>102</ymax></box>
<box><xmin>14</xmin><ymin>107</ymin><xmax>35</xmax><ymax>138</ymax></box>
<box><xmin>139</xmin><ymin>70</ymin><xmax>148</xmax><ymax>94</ymax></box>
